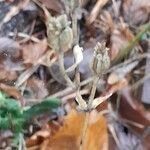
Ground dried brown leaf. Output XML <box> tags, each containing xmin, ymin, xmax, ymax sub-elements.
<box><xmin>27</xmin><ymin>77</ymin><xmax>48</xmax><ymax>99</ymax></box>
<box><xmin>0</xmin><ymin>68</ymin><xmax>17</xmax><ymax>81</ymax></box>
<box><xmin>123</xmin><ymin>0</ymin><xmax>150</xmax><ymax>25</ymax></box>
<box><xmin>26</xmin><ymin>129</ymin><xmax>50</xmax><ymax>148</ymax></box>
<box><xmin>98</xmin><ymin>11</ymin><xmax>114</xmax><ymax>33</ymax></box>
<box><xmin>0</xmin><ymin>83</ymin><xmax>22</xmax><ymax>100</ymax></box>
<box><xmin>0</xmin><ymin>0</ymin><xmax>30</xmax><ymax>28</ymax></box>
<box><xmin>107</xmin><ymin>78</ymin><xmax>128</xmax><ymax>94</ymax></box>
<box><xmin>0</xmin><ymin>37</ymin><xmax>20</xmax><ymax>58</ymax></box>
<box><xmin>22</xmin><ymin>39</ymin><xmax>48</xmax><ymax>65</ymax></box>
<box><xmin>39</xmin><ymin>0</ymin><xmax>63</xmax><ymax>13</ymax></box>
<box><xmin>0</xmin><ymin>57</ymin><xmax>23</xmax><ymax>81</ymax></box>
<box><xmin>119</xmin><ymin>88</ymin><xmax>150</xmax><ymax>149</ymax></box>
<box><xmin>96</xmin><ymin>12</ymin><xmax>136</xmax><ymax>61</ymax></box>
<box><xmin>107</xmin><ymin>61</ymin><xmax>139</xmax><ymax>85</ymax></box>
<box><xmin>83</xmin><ymin>111</ymin><xmax>108</xmax><ymax>150</ymax></box>
<box><xmin>110</xmin><ymin>24</ymin><xmax>134</xmax><ymax>60</ymax></box>
<box><xmin>26</xmin><ymin>122</ymin><xmax>60</xmax><ymax>148</ymax></box>
<box><xmin>41</xmin><ymin>110</ymin><xmax>108</xmax><ymax>150</ymax></box>
<box><xmin>86</xmin><ymin>0</ymin><xmax>109</xmax><ymax>25</ymax></box>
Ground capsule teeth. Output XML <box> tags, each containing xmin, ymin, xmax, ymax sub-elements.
<box><xmin>90</xmin><ymin>42</ymin><xmax>110</xmax><ymax>75</ymax></box>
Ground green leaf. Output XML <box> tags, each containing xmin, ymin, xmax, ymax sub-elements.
<box><xmin>23</xmin><ymin>98</ymin><xmax>61</xmax><ymax>120</ymax></box>
<box><xmin>0</xmin><ymin>90</ymin><xmax>61</xmax><ymax>134</ymax></box>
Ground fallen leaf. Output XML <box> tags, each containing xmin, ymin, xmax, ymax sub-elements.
<box><xmin>0</xmin><ymin>67</ymin><xmax>17</xmax><ymax>81</ymax></box>
<box><xmin>107</xmin><ymin>61</ymin><xmax>139</xmax><ymax>85</ymax></box>
<box><xmin>96</xmin><ymin>11</ymin><xmax>114</xmax><ymax>34</ymax></box>
<box><xmin>120</xmin><ymin>87</ymin><xmax>150</xmax><ymax>127</ymax></box>
<box><xmin>86</xmin><ymin>0</ymin><xmax>109</xmax><ymax>25</ymax></box>
<box><xmin>39</xmin><ymin>0</ymin><xmax>63</xmax><ymax>13</ymax></box>
<box><xmin>109</xmin><ymin>23</ymin><xmax>134</xmax><ymax>61</ymax></box>
<box><xmin>0</xmin><ymin>83</ymin><xmax>22</xmax><ymax>100</ymax></box>
<box><xmin>106</xmin><ymin>78</ymin><xmax>128</xmax><ymax>95</ymax></box>
<box><xmin>142</xmin><ymin>48</ymin><xmax>150</xmax><ymax>104</ymax></box>
<box><xmin>122</xmin><ymin>0</ymin><xmax>150</xmax><ymax>26</ymax></box>
<box><xmin>27</xmin><ymin>77</ymin><xmax>48</xmax><ymax>99</ymax></box>
<box><xmin>26</xmin><ymin>120</ymin><xmax>60</xmax><ymax>148</ymax></box>
<box><xmin>0</xmin><ymin>37</ymin><xmax>20</xmax><ymax>58</ymax></box>
<box><xmin>96</xmin><ymin>11</ymin><xmax>137</xmax><ymax>61</ymax></box>
<box><xmin>110</xmin><ymin>121</ymin><xmax>144</xmax><ymax>150</ymax></box>
<box><xmin>119</xmin><ymin>87</ymin><xmax>150</xmax><ymax>149</ymax></box>
<box><xmin>26</xmin><ymin>128</ymin><xmax>51</xmax><ymax>148</ymax></box>
<box><xmin>41</xmin><ymin>110</ymin><xmax>108</xmax><ymax>150</ymax></box>
<box><xmin>37</xmin><ymin>50</ymin><xmax>57</xmax><ymax>67</ymax></box>
<box><xmin>83</xmin><ymin>111</ymin><xmax>108</xmax><ymax>150</ymax></box>
<box><xmin>96</xmin><ymin>78</ymin><xmax>129</xmax><ymax>113</ymax></box>
<box><xmin>22</xmin><ymin>39</ymin><xmax>48</xmax><ymax>65</ymax></box>
<box><xmin>96</xmin><ymin>79</ymin><xmax>128</xmax><ymax>111</ymax></box>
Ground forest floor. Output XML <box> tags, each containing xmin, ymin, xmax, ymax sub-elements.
<box><xmin>0</xmin><ymin>0</ymin><xmax>150</xmax><ymax>150</ymax></box>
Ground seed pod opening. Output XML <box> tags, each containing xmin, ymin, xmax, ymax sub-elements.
<box><xmin>90</xmin><ymin>42</ymin><xmax>110</xmax><ymax>75</ymax></box>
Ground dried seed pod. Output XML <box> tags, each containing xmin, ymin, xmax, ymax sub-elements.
<box><xmin>47</xmin><ymin>14</ymin><xmax>73</xmax><ymax>52</ymax></box>
<box><xmin>59</xmin><ymin>26</ymin><xmax>73</xmax><ymax>52</ymax></box>
<box><xmin>90</xmin><ymin>42</ymin><xmax>110</xmax><ymax>75</ymax></box>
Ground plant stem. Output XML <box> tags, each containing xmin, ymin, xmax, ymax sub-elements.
<box><xmin>72</xmin><ymin>13</ymin><xmax>79</xmax><ymax>45</ymax></box>
<box><xmin>58</xmin><ymin>51</ymin><xmax>75</xmax><ymax>88</ymax></box>
<box><xmin>79</xmin><ymin>112</ymin><xmax>90</xmax><ymax>150</ymax></box>
<box><xmin>79</xmin><ymin>75</ymin><xmax>99</xmax><ymax>150</ymax></box>
<box><xmin>88</xmin><ymin>76</ymin><xmax>99</xmax><ymax>107</ymax></box>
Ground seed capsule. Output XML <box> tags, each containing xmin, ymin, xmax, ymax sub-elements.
<box><xmin>47</xmin><ymin>14</ymin><xmax>73</xmax><ymax>52</ymax></box>
<box><xmin>59</xmin><ymin>26</ymin><xmax>73</xmax><ymax>52</ymax></box>
<box><xmin>90</xmin><ymin>42</ymin><xmax>110</xmax><ymax>75</ymax></box>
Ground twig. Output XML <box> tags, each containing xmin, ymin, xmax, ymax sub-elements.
<box><xmin>15</xmin><ymin>52</ymin><xmax>57</xmax><ymax>88</ymax></box>
<box><xmin>15</xmin><ymin>65</ymin><xmax>39</xmax><ymax>88</ymax></box>
<box><xmin>9</xmin><ymin>32</ymin><xmax>40</xmax><ymax>43</ymax></box>
<box><xmin>122</xmin><ymin>118</ymin><xmax>144</xmax><ymax>129</ymax></box>
<box><xmin>62</xmin><ymin>89</ymin><xmax>89</xmax><ymax>102</ymax></box>
<box><xmin>48</xmin><ymin>77</ymin><xmax>93</xmax><ymax>99</ymax></box>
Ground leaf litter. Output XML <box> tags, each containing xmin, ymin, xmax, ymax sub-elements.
<box><xmin>0</xmin><ymin>0</ymin><xmax>150</xmax><ymax>149</ymax></box>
